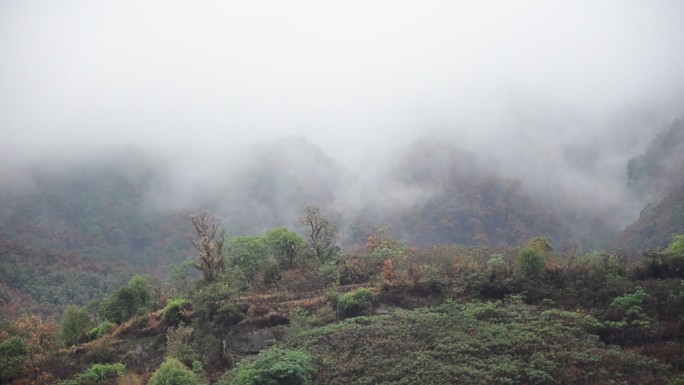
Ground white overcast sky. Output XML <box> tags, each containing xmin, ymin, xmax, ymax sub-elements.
<box><xmin>1</xmin><ymin>1</ymin><xmax>684</xmax><ymax>165</ymax></box>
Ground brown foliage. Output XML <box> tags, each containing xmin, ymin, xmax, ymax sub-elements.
<box><xmin>382</xmin><ymin>259</ymin><xmax>394</xmax><ymax>285</ymax></box>
<box><xmin>190</xmin><ymin>212</ymin><xmax>226</xmax><ymax>284</ymax></box>
<box><xmin>8</xmin><ymin>315</ymin><xmax>57</xmax><ymax>384</ymax></box>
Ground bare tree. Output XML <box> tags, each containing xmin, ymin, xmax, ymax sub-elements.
<box><xmin>299</xmin><ymin>206</ymin><xmax>338</xmax><ymax>263</ymax></box>
<box><xmin>190</xmin><ymin>212</ymin><xmax>225</xmax><ymax>284</ymax></box>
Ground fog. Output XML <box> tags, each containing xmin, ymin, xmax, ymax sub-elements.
<box><xmin>2</xmin><ymin>1</ymin><xmax>684</xmax><ymax>247</ymax></box>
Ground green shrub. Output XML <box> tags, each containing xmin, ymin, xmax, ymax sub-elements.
<box><xmin>579</xmin><ymin>251</ymin><xmax>626</xmax><ymax>277</ymax></box>
<box><xmin>148</xmin><ymin>357</ymin><xmax>198</xmax><ymax>385</ymax></box>
<box><xmin>99</xmin><ymin>275</ymin><xmax>153</xmax><ymax>324</ymax></box>
<box><xmin>163</xmin><ymin>298</ymin><xmax>190</xmax><ymax>326</ymax></box>
<box><xmin>602</xmin><ymin>288</ymin><xmax>659</xmax><ymax>344</ymax></box>
<box><xmin>261</xmin><ymin>259</ymin><xmax>282</xmax><ymax>286</ymax></box>
<box><xmin>99</xmin><ymin>287</ymin><xmax>138</xmax><ymax>324</ymax></box>
<box><xmin>74</xmin><ymin>363</ymin><xmax>126</xmax><ymax>383</ymax></box>
<box><xmin>228</xmin><ymin>235</ymin><xmax>269</xmax><ymax>283</ymax></box>
<box><xmin>668</xmin><ymin>234</ymin><xmax>684</xmax><ymax>254</ymax></box>
<box><xmin>336</xmin><ymin>288</ymin><xmax>373</xmax><ymax>319</ymax></box>
<box><xmin>60</xmin><ymin>305</ymin><xmax>93</xmax><ymax>346</ymax></box>
<box><xmin>0</xmin><ymin>335</ymin><xmax>27</xmax><ymax>382</ymax></box>
<box><xmin>516</xmin><ymin>247</ymin><xmax>546</xmax><ymax>279</ymax></box>
<box><xmin>220</xmin><ymin>348</ymin><xmax>312</xmax><ymax>385</ymax></box>
<box><xmin>86</xmin><ymin>321</ymin><xmax>116</xmax><ymax>340</ymax></box>
<box><xmin>639</xmin><ymin>236</ymin><xmax>684</xmax><ymax>279</ymax></box>
<box><xmin>263</xmin><ymin>227</ymin><xmax>306</xmax><ymax>268</ymax></box>
<box><xmin>486</xmin><ymin>254</ymin><xmax>507</xmax><ymax>275</ymax></box>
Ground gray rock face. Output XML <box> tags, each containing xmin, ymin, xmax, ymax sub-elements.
<box><xmin>225</xmin><ymin>327</ymin><xmax>287</xmax><ymax>354</ymax></box>
<box><xmin>121</xmin><ymin>338</ymin><xmax>166</xmax><ymax>373</ymax></box>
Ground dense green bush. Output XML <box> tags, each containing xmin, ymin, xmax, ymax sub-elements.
<box><xmin>86</xmin><ymin>321</ymin><xmax>116</xmax><ymax>340</ymax></box>
<box><xmin>228</xmin><ymin>235</ymin><xmax>269</xmax><ymax>283</ymax></box>
<box><xmin>99</xmin><ymin>286</ymin><xmax>139</xmax><ymax>324</ymax></box>
<box><xmin>163</xmin><ymin>298</ymin><xmax>190</xmax><ymax>326</ymax></box>
<box><xmin>601</xmin><ymin>288</ymin><xmax>660</xmax><ymax>345</ymax></box>
<box><xmin>515</xmin><ymin>247</ymin><xmax>546</xmax><ymax>279</ymax></box>
<box><xmin>99</xmin><ymin>275</ymin><xmax>152</xmax><ymax>324</ymax></box>
<box><xmin>637</xmin><ymin>236</ymin><xmax>684</xmax><ymax>279</ymax></box>
<box><xmin>66</xmin><ymin>363</ymin><xmax>126</xmax><ymax>384</ymax></box>
<box><xmin>336</xmin><ymin>288</ymin><xmax>373</xmax><ymax>319</ymax></box>
<box><xmin>0</xmin><ymin>335</ymin><xmax>27</xmax><ymax>382</ymax></box>
<box><xmin>468</xmin><ymin>254</ymin><xmax>514</xmax><ymax>299</ymax></box>
<box><xmin>669</xmin><ymin>234</ymin><xmax>684</xmax><ymax>254</ymax></box>
<box><xmin>60</xmin><ymin>305</ymin><xmax>93</xmax><ymax>346</ymax></box>
<box><xmin>263</xmin><ymin>227</ymin><xmax>306</xmax><ymax>268</ymax></box>
<box><xmin>148</xmin><ymin>358</ymin><xmax>197</xmax><ymax>385</ymax></box>
<box><xmin>220</xmin><ymin>348</ymin><xmax>312</xmax><ymax>385</ymax></box>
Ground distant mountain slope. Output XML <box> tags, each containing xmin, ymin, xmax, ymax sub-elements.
<box><xmin>627</xmin><ymin>118</ymin><xmax>684</xmax><ymax>202</ymax></box>
<box><xmin>0</xmin><ymin>236</ymin><xmax>128</xmax><ymax>319</ymax></box>
<box><xmin>618</xmin><ymin>118</ymin><xmax>684</xmax><ymax>253</ymax></box>
<box><xmin>0</xmin><ymin>150</ymin><xmax>195</xmax><ymax>319</ymax></box>
<box><xmin>619</xmin><ymin>182</ymin><xmax>684</xmax><ymax>253</ymax></box>
<box><xmin>365</xmin><ymin>140</ymin><xmax>575</xmax><ymax>249</ymax></box>
<box><xmin>13</xmin><ymin>132</ymin><xmax>684</xmax><ymax>318</ymax></box>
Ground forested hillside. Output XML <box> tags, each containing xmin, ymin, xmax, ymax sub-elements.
<box><xmin>618</xmin><ymin>119</ymin><xmax>684</xmax><ymax>252</ymax></box>
<box><xmin>2</xmin><ymin>213</ymin><xmax>684</xmax><ymax>384</ymax></box>
<box><xmin>0</xmin><ymin>151</ymin><xmax>195</xmax><ymax>319</ymax></box>
<box><xmin>2</xmin><ymin>117</ymin><xmax>684</xmax><ymax>321</ymax></box>
<box><xmin>2</xmin><ymin>1</ymin><xmax>683</xmax><ymax>384</ymax></box>
<box><xmin>376</xmin><ymin>140</ymin><xmax>573</xmax><ymax>249</ymax></box>
<box><xmin>1</xmin><ymin>126</ymin><xmax>684</xmax><ymax>383</ymax></box>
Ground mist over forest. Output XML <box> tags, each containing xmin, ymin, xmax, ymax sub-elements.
<box><xmin>3</xmin><ymin>2</ymin><xmax>684</xmax><ymax>384</ymax></box>
<box><xmin>0</xmin><ymin>0</ymin><xmax>683</xmax><ymax>303</ymax></box>
<box><xmin>1</xmin><ymin>117</ymin><xmax>683</xmax><ymax>252</ymax></box>
<box><xmin>2</xmin><ymin>2</ymin><xmax>683</xmax><ymax>236</ymax></box>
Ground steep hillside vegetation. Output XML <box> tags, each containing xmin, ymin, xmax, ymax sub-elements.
<box><xmin>4</xmin><ymin>117</ymin><xmax>684</xmax><ymax>321</ymax></box>
<box><xmin>2</xmin><ymin>227</ymin><xmax>684</xmax><ymax>385</ymax></box>
<box><xmin>0</xmin><ymin>151</ymin><xmax>194</xmax><ymax>319</ymax></box>
<box><xmin>379</xmin><ymin>140</ymin><xmax>573</xmax><ymax>249</ymax></box>
<box><xmin>618</xmin><ymin>119</ymin><xmax>684</xmax><ymax>252</ymax></box>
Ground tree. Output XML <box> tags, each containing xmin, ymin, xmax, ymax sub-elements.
<box><xmin>0</xmin><ymin>335</ymin><xmax>27</xmax><ymax>383</ymax></box>
<box><xmin>516</xmin><ymin>247</ymin><xmax>545</xmax><ymax>279</ymax></box>
<box><xmin>264</xmin><ymin>227</ymin><xmax>306</xmax><ymax>268</ymax></box>
<box><xmin>299</xmin><ymin>207</ymin><xmax>338</xmax><ymax>263</ymax></box>
<box><xmin>191</xmin><ymin>212</ymin><xmax>226</xmax><ymax>284</ymax></box>
<box><xmin>60</xmin><ymin>305</ymin><xmax>92</xmax><ymax>346</ymax></box>
<box><xmin>228</xmin><ymin>235</ymin><xmax>269</xmax><ymax>282</ymax></box>
<box><xmin>514</xmin><ymin>237</ymin><xmax>552</xmax><ymax>281</ymax></box>
<box><xmin>100</xmin><ymin>286</ymin><xmax>138</xmax><ymax>324</ymax></box>
<box><xmin>525</xmin><ymin>237</ymin><xmax>554</xmax><ymax>257</ymax></box>
<box><xmin>8</xmin><ymin>315</ymin><xmax>56</xmax><ymax>384</ymax></box>
<box><xmin>99</xmin><ymin>276</ymin><xmax>152</xmax><ymax>324</ymax></box>
<box><xmin>148</xmin><ymin>358</ymin><xmax>198</xmax><ymax>385</ymax></box>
